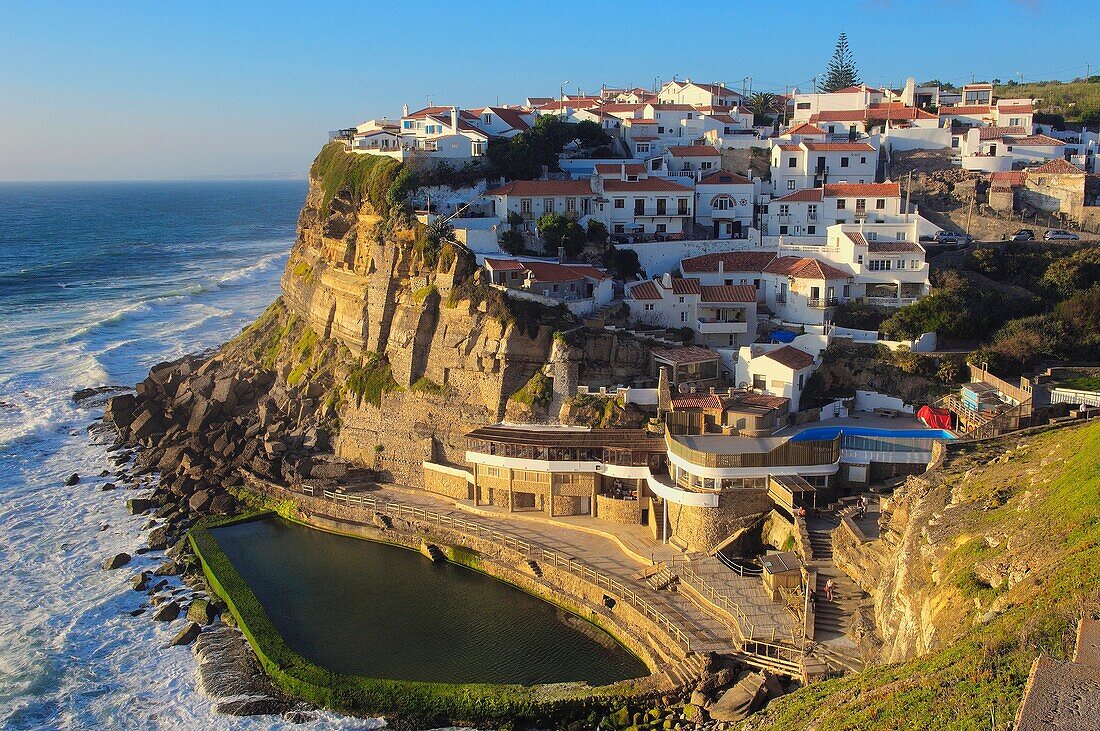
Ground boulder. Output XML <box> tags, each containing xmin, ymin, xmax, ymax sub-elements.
<box><xmin>104</xmin><ymin>393</ymin><xmax>137</xmax><ymax>426</ymax></box>
<box><xmin>64</xmin><ymin>473</ymin><xmax>80</xmax><ymax>486</ymax></box>
<box><xmin>131</xmin><ymin>571</ymin><xmax>151</xmax><ymax>591</ymax></box>
<box><xmin>186</xmin><ymin>398</ymin><xmax>218</xmax><ymax>434</ymax></box>
<box><xmin>152</xmin><ymin>601</ymin><xmax>180</xmax><ymax>621</ymax></box>
<box><xmin>186</xmin><ymin>598</ymin><xmax>216</xmax><ymax>625</ymax></box>
<box><xmin>188</xmin><ymin>490</ymin><xmax>212</xmax><ymax>513</ymax></box>
<box><xmin>208</xmin><ymin>493</ymin><xmax>237</xmax><ymax>515</ymax></box>
<box><xmin>153</xmin><ymin>560</ymin><xmax>180</xmax><ymax>576</ymax></box>
<box><xmin>102</xmin><ymin>552</ymin><xmax>131</xmax><ymax>570</ymax></box>
<box><xmin>100</xmin><ymin>482</ymin><xmax>117</xmax><ymax>491</ymax></box>
<box><xmin>147</xmin><ymin>525</ymin><xmax>171</xmax><ymax>551</ymax></box>
<box><xmin>127</xmin><ymin>498</ymin><xmax>155</xmax><ymax>515</ymax></box>
<box><xmin>129</xmin><ymin>409</ymin><xmax>164</xmax><ymax>440</ymax></box>
<box><xmin>709</xmin><ymin>672</ymin><xmax>767</xmax><ymax>723</ymax></box>
<box><xmin>170</xmin><ymin>622</ymin><xmax>202</xmax><ymax>646</ymax></box>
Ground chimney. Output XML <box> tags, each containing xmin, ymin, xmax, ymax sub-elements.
<box><xmin>620</xmin><ymin>162</ymin><xmax>626</xmax><ymax>179</ymax></box>
<box><xmin>662</xmin><ymin>272</ymin><xmax>673</xmax><ymax>289</ymax></box>
<box><xmin>402</xmin><ymin>103</ymin><xmax>409</xmax><ymax>117</ymax></box>
<box><xmin>718</xmin><ymin>259</ymin><xmax>725</xmax><ymax>275</ymax></box>
<box><xmin>558</xmin><ymin>246</ymin><xmax>566</xmax><ymax>264</ymax></box>
<box><xmin>450</xmin><ymin>106</ymin><xmax>459</xmax><ymax>134</ymax></box>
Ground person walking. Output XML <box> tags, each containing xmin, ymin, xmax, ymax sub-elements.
<box><xmin>824</xmin><ymin>578</ymin><xmax>835</xmax><ymax>602</ymax></box>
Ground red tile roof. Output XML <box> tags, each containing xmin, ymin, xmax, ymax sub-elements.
<box><xmin>700</xmin><ymin>285</ymin><xmax>757</xmax><ymax>303</ymax></box>
<box><xmin>978</xmin><ymin>125</ymin><xmax>1027</xmax><ymax>141</ymax></box>
<box><xmin>652</xmin><ymin>345</ymin><xmax>720</xmax><ymax>365</ymax></box>
<box><xmin>784</xmin><ymin>122</ymin><xmax>827</xmax><ymax>137</ymax></box>
<box><xmin>765</xmin><ymin>346</ymin><xmax>815</xmax><ymax>370</ymax></box>
<box><xmin>405</xmin><ymin>105</ymin><xmax>453</xmax><ymax>119</ymax></box>
<box><xmin>997</xmin><ymin>104</ymin><xmax>1034</xmax><ymax>114</ymax></box>
<box><xmin>698</xmin><ymin>171</ymin><xmax>752</xmax><ymax>185</ymax></box>
<box><xmin>483</xmin><ymin>258</ymin><xmax>526</xmax><ymax>271</ymax></box>
<box><xmin>823</xmin><ymin>182</ymin><xmax>901</xmax><ymax>197</ymax></box>
<box><xmin>670</xmin><ymin>393</ymin><xmax>726</xmax><ymax>410</ymax></box>
<box><xmin>659</xmin><ymin>277</ymin><xmax>702</xmax><ymax>295</ymax></box>
<box><xmin>485</xmin><ymin>180</ymin><xmax>593</xmax><ymax>196</ymax></box>
<box><xmin>844</xmin><ymin>231</ymin><xmax>868</xmax><ymax>247</ymax></box>
<box><xmin>650</xmin><ymin>103</ymin><xmax>699</xmax><ymax>111</ymax></box>
<box><xmin>522</xmin><ymin>261</ymin><xmax>606</xmax><ymax>283</ymax></box>
<box><xmin>803</xmin><ymin>141</ymin><xmax>876</xmax><ymax>152</ymax></box>
<box><xmin>777</xmin><ymin>144</ymin><xmax>802</xmax><ymax>152</ymax></box>
<box><xmin>868</xmin><ymin>240</ymin><xmax>923</xmax><ymax>253</ymax></box>
<box><xmin>680</xmin><ymin>251</ymin><xmax>777</xmax><ymax>273</ymax></box>
<box><xmin>773</xmin><ymin>188</ymin><xmax>823</xmax><ymax>203</ymax></box>
<box><xmin>667</xmin><ymin>145</ymin><xmax>721</xmax><ymax>157</ymax></box>
<box><xmin>626</xmin><ymin>280</ymin><xmax>661</xmax><ymax>300</ymax></box>
<box><xmin>602</xmin><ymin>178</ymin><xmax>693</xmax><ymax>192</ymax></box>
<box><xmin>940</xmin><ymin>105</ymin><xmax>992</xmax><ymax>116</ymax></box>
<box><xmin>1008</xmin><ymin>134</ymin><xmax>1065</xmax><ymax>147</ymax></box>
<box><xmin>484</xmin><ymin>106</ymin><xmax>532</xmax><ymax>131</ymax></box>
<box><xmin>833</xmin><ymin>86</ymin><xmax>867</xmax><ymax>94</ymax></box>
<box><xmin>990</xmin><ymin>171</ymin><xmax>1027</xmax><ymax>187</ymax></box>
<box><xmin>1029</xmin><ymin>159</ymin><xmax>1084</xmax><ymax>175</ymax></box>
<box><xmin>625</xmin><ymin>118</ymin><xmax>658</xmax><ymax>125</ymax></box>
<box><xmin>764</xmin><ymin>256</ymin><xmax>852</xmax><ymax>280</ymax></box>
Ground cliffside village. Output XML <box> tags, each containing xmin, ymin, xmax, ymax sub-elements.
<box><xmin>323</xmin><ymin>77</ymin><xmax>1100</xmax><ymax>681</ymax></box>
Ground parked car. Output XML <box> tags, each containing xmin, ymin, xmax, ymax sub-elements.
<box><xmin>1009</xmin><ymin>229</ymin><xmax>1036</xmax><ymax>241</ymax></box>
<box><xmin>933</xmin><ymin>230</ymin><xmax>972</xmax><ymax>247</ymax></box>
<box><xmin>1044</xmin><ymin>229</ymin><xmax>1080</xmax><ymax>241</ymax></box>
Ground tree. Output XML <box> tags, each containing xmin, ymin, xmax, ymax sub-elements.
<box><xmin>748</xmin><ymin>92</ymin><xmax>783</xmax><ymax>125</ymax></box>
<box><xmin>821</xmin><ymin>33</ymin><xmax>861</xmax><ymax>92</ymax></box>
<box><xmin>575</xmin><ymin>120</ymin><xmax>611</xmax><ymax>148</ymax></box>
<box><xmin>604</xmin><ymin>247</ymin><xmax>641</xmax><ymax>281</ymax></box>
<box><xmin>537</xmin><ymin>213</ymin><xmax>585</xmax><ymax>257</ymax></box>
<box><xmin>506</xmin><ymin>210</ymin><xmax>524</xmax><ymax>230</ymax></box>
<box><xmin>499</xmin><ymin>229</ymin><xmax>525</xmax><ymax>255</ymax></box>
<box><xmin>586</xmin><ymin>219</ymin><xmax>608</xmax><ymax>246</ymax></box>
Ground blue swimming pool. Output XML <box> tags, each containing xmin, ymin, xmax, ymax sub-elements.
<box><xmin>789</xmin><ymin>426</ymin><xmax>955</xmax><ymax>441</ymax></box>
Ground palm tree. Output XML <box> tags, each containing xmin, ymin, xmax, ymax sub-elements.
<box><xmin>748</xmin><ymin>92</ymin><xmax>778</xmax><ymax>117</ymax></box>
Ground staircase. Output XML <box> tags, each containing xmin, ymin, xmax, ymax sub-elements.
<box><xmin>526</xmin><ymin>559</ymin><xmax>543</xmax><ymax>578</ymax></box>
<box><xmin>420</xmin><ymin>542</ymin><xmax>446</xmax><ymax>562</ymax></box>
<box><xmin>663</xmin><ymin>652</ymin><xmax>708</xmax><ymax>688</ymax></box>
<box><xmin>806</xmin><ymin>516</ymin><xmax>867</xmax><ymax>673</ymax></box>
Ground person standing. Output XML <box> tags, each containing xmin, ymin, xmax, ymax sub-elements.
<box><xmin>824</xmin><ymin>578</ymin><xmax>835</xmax><ymax>602</ymax></box>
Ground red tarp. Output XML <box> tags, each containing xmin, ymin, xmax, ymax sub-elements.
<box><xmin>918</xmin><ymin>405</ymin><xmax>952</xmax><ymax>430</ymax></box>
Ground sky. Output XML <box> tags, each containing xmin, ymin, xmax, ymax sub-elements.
<box><xmin>0</xmin><ymin>0</ymin><xmax>1092</xmax><ymax>181</ymax></box>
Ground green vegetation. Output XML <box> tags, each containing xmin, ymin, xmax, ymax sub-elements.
<box><xmin>509</xmin><ymin>370</ymin><xmax>553</xmax><ymax>407</ymax></box>
<box><xmin>486</xmin><ymin>115</ymin><xmax>612</xmax><ymax>180</ymax></box>
<box><xmin>231</xmin><ymin>303</ymin><xmax>297</xmax><ymax>370</ymax></box>
<box><xmin>537</xmin><ymin>212</ymin><xmax>586</xmax><ymax>256</ymax></box>
<box><xmin>346</xmin><ymin>353</ymin><xmax>401</xmax><ymax>407</ymax></box>
<box><xmin>879</xmin><ymin>246</ymin><xmax>1100</xmax><ymax>375</ymax></box>
<box><xmin>310</xmin><ymin>142</ymin><xmax>412</xmax><ymax>219</ymax></box>
<box><xmin>821</xmin><ymin>32</ymin><xmax>861</xmax><ymax>93</ymax></box>
<box><xmin>446</xmin><ymin>275</ymin><xmax>571</xmax><ymax>338</ymax></box>
<box><xmin>993</xmin><ymin>78</ymin><xmax>1100</xmax><ymax>126</ymax></box>
<box><xmin>1056</xmin><ymin>375</ymin><xmax>1100</xmax><ymax>392</ymax></box>
<box><xmin>411</xmin><ymin>284</ymin><xmax>438</xmax><ymax>305</ymax></box>
<box><xmin>291</xmin><ymin>261</ymin><xmax>314</xmax><ymax>282</ymax></box>
<box><xmin>603</xmin><ymin>247</ymin><xmax>642</xmax><ymax>281</ymax></box>
<box><xmin>499</xmin><ymin>228</ymin><xmax>526</xmax><ymax>255</ymax></box>
<box><xmin>410</xmin><ymin>377</ymin><xmax>447</xmax><ymax>396</ymax></box>
<box><xmin>286</xmin><ymin>327</ymin><xmax>320</xmax><ymax>387</ymax></box>
<box><xmin>746</xmin><ymin>422</ymin><xmax>1100</xmax><ymax>731</ymax></box>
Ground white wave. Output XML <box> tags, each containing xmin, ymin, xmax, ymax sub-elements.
<box><xmin>214</xmin><ymin>252</ymin><xmax>287</xmax><ymax>286</ymax></box>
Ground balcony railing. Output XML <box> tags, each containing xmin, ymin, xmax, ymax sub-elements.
<box><xmin>775</xmin><ymin>293</ymin><xmax>787</xmax><ymax>303</ymax></box>
<box><xmin>696</xmin><ymin>318</ymin><xmax>749</xmax><ymax>334</ymax></box>
<box><xmin>807</xmin><ymin>297</ymin><xmax>839</xmax><ymax>308</ymax></box>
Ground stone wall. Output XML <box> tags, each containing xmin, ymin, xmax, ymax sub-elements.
<box><xmin>552</xmin><ymin>495</ymin><xmax>585</xmax><ymax>516</ymax></box>
<box><xmin>1021</xmin><ymin>171</ymin><xmax>1086</xmax><ymax>222</ymax></box>
<box><xmin>422</xmin><ymin>463</ymin><xmax>472</xmax><ymax>501</ymax></box>
<box><xmin>665</xmin><ymin>489</ymin><xmax>773</xmax><ymax>553</ymax></box>
<box><xmin>596</xmin><ymin>495</ymin><xmax>643</xmax><ymax>525</ymax></box>
<box><xmin>988</xmin><ymin>186</ymin><xmax>1015</xmax><ymax>214</ymax></box>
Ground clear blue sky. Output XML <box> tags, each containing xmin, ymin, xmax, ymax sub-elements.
<box><xmin>0</xmin><ymin>0</ymin><xmax>1091</xmax><ymax>181</ymax></box>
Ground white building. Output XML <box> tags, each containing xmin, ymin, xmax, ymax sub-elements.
<box><xmin>657</xmin><ymin>79</ymin><xmax>743</xmax><ymax>107</ymax></box>
<box><xmin>735</xmin><ymin>344</ymin><xmax>818</xmax><ymax>411</ymax></box>
<box><xmin>770</xmin><ymin>139</ymin><xmax>879</xmax><ymax>194</ymax></box>
<box><xmin>625</xmin><ymin>274</ymin><xmax>759</xmax><ymax>351</ymax></box>
<box><xmin>484</xmin><ymin>258</ymin><xmax>613</xmax><ymax>308</ymax></box>
<box><xmin>695</xmin><ymin>171</ymin><xmax>756</xmax><ymax>238</ymax></box>
<box><xmin>960</xmin><ymin>127</ymin><xmax>1067</xmax><ymax>172</ymax></box>
<box><xmin>764</xmin><ymin>182</ymin><xmax>903</xmax><ymax>238</ymax></box>
<box><xmin>662</xmin><ymin>145</ymin><xmax>722</xmax><ymax>180</ymax></box>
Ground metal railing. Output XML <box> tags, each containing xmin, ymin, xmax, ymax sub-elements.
<box><xmin>807</xmin><ymin>297</ymin><xmax>839</xmax><ymax>308</ymax></box>
<box><xmin>300</xmin><ymin>485</ymin><xmax>693</xmax><ymax>650</ymax></box>
<box><xmin>715</xmin><ymin>551</ymin><xmax>763</xmax><ymax>577</ymax></box>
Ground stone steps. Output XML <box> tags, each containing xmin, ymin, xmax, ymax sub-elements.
<box><xmin>420</xmin><ymin>542</ymin><xmax>445</xmax><ymax>562</ymax></box>
<box><xmin>663</xmin><ymin>653</ymin><xmax>707</xmax><ymax>689</ymax></box>
<box><xmin>525</xmin><ymin>559</ymin><xmax>543</xmax><ymax>578</ymax></box>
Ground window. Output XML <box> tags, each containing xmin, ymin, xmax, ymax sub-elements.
<box><xmin>843</xmin><ymin>283</ymin><xmax>850</xmax><ymax>298</ymax></box>
<box><xmin>753</xmin><ymin>374</ymin><xmax>766</xmax><ymax>389</ymax></box>
<box><xmin>656</xmin><ymin>198</ymin><xmax>667</xmax><ymax>215</ymax></box>
<box><xmin>656</xmin><ymin>223</ymin><xmax>667</xmax><ymax>233</ymax></box>
<box><xmin>868</xmin><ymin>259</ymin><xmax>892</xmax><ymax>271</ymax></box>
<box><xmin>911</xmin><ymin>259</ymin><xmax>920</xmax><ymax>268</ymax></box>
<box><xmin>788</xmin><ymin>157</ymin><xmax>796</xmax><ymax>168</ymax></box>
<box><xmin>836</xmin><ymin>199</ymin><xmax>846</xmax><ymax>209</ymax></box>
<box><xmin>724</xmin><ymin>279</ymin><xmax>733</xmax><ymax>286</ymax></box>
<box><xmin>543</xmin><ymin>198</ymin><xmax>554</xmax><ymax>212</ymax></box>
<box><xmin>701</xmin><ymin>161</ymin><xmax>713</xmax><ymax>170</ymax></box>
<box><xmin>483</xmin><ymin>113</ymin><xmax>492</xmax><ymax>124</ymax></box>
<box><xmin>787</xmin><ymin>180</ymin><xmax>796</xmax><ymax>190</ymax></box>
<box><xmin>840</xmin><ymin>157</ymin><xmax>850</xmax><ymax>168</ymax></box>
<box><xmin>797</xmin><ymin>102</ymin><xmax>811</xmax><ymax>110</ymax></box>
<box><xmin>626</xmin><ymin>174</ymin><xmax>638</xmax><ymax>182</ymax></box>
<box><xmin>643</xmin><ymin>303</ymin><xmax>654</xmax><ymax>311</ymax></box>
<box><xmin>860</xmin><ymin>156</ymin><xmax>867</xmax><ymax>164</ymax></box>
<box><xmin>402</xmin><ymin>120</ymin><xmax>414</xmax><ymax>129</ymax></box>
<box><xmin>897</xmin><ymin>231</ymin><xmax>907</xmax><ymax>241</ymax></box>
<box><xmin>779</xmin><ymin>225</ymin><xmax>789</xmax><ymax>234</ymax></box>
<box><xmin>687</xmin><ymin>112</ymin><xmax>693</xmax><ymax>119</ymax></box>
<box><xmin>521</xmin><ymin>199</ymin><xmax>532</xmax><ymax>214</ymax></box>
<box><xmin>857</xmin><ymin>254</ymin><xmax>863</xmax><ymax>264</ymax></box>
<box><xmin>614</xmin><ymin>224</ymin><xmax>625</xmax><ymax>233</ymax></box>
<box><xmin>680</xmin><ymin>312</ymin><xmax>687</xmax><ymax>323</ymax></box>
<box><xmin>856</xmin><ymin>198</ymin><xmax>866</xmax><ymax>211</ymax></box>
<box><xmin>678</xmin><ymin>296</ymin><xmax>685</xmax><ymax>303</ymax></box>
<box><xmin>779</xmin><ymin>204</ymin><xmax>790</xmax><ymax>215</ymax></box>
<box><xmin>807</xmin><ymin>225</ymin><xmax>816</xmax><ymax>234</ymax></box>
<box><xmin>678</xmin><ymin>198</ymin><xmax>689</xmax><ymax>215</ymax></box>
<box><xmin>876</xmin><ymin>198</ymin><xmax>886</xmax><ymax>209</ymax></box>
<box><xmin>636</xmin><ymin>143</ymin><xmax>650</xmax><ymax>153</ymax></box>
<box><xmin>634</xmin><ymin>199</ymin><xmax>645</xmax><ymax>215</ymax></box>
<box><xmin>716</xmin><ymin>196</ymin><xmax>731</xmax><ymax>210</ymax></box>
<box><xmin>798</xmin><ymin>373</ymin><xmax>805</xmax><ymax>390</ymax></box>
<box><xmin>658</xmin><ymin>126</ymin><xmax>665</xmax><ymax>134</ymax></box>
<box><xmin>807</xmin><ymin>204</ymin><xmax>817</xmax><ymax>219</ymax></box>
<box><xmin>566</xmin><ymin>198</ymin><xmax>576</xmax><ymax>212</ymax></box>
<box><xmin>897</xmin><ymin>259</ymin><xmax>905</xmax><ymax>269</ymax></box>
<box><xmin>614</xmin><ymin>198</ymin><xmax>625</xmax><ymax>209</ymax></box>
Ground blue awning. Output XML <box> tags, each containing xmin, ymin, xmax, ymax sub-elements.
<box><xmin>769</xmin><ymin>330</ymin><xmax>798</xmax><ymax>343</ymax></box>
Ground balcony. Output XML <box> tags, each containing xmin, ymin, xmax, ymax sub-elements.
<box><xmin>807</xmin><ymin>297</ymin><xmax>840</xmax><ymax>309</ymax></box>
<box><xmin>774</xmin><ymin>293</ymin><xmax>787</xmax><ymax>304</ymax></box>
<box><xmin>634</xmin><ymin>209</ymin><xmax>690</xmax><ymax>218</ymax></box>
<box><xmin>696</xmin><ymin>318</ymin><xmax>749</xmax><ymax>334</ymax></box>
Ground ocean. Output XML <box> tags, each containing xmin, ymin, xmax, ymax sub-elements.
<box><xmin>0</xmin><ymin>181</ymin><xmax>377</xmax><ymax>729</ymax></box>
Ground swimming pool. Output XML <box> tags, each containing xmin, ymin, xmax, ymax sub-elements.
<box><xmin>789</xmin><ymin>426</ymin><xmax>955</xmax><ymax>441</ymax></box>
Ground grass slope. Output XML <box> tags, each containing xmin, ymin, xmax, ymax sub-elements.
<box><xmin>742</xmin><ymin>421</ymin><xmax>1100</xmax><ymax>731</ymax></box>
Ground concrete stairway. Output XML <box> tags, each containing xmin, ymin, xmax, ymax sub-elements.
<box><xmin>420</xmin><ymin>542</ymin><xmax>446</xmax><ymax>562</ymax></box>
<box><xmin>525</xmin><ymin>559</ymin><xmax>543</xmax><ymax>578</ymax></box>
<box><xmin>663</xmin><ymin>652</ymin><xmax>708</xmax><ymax>688</ymax></box>
<box><xmin>806</xmin><ymin>515</ymin><xmax>867</xmax><ymax>673</ymax></box>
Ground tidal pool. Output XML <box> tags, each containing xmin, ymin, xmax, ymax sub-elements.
<box><xmin>209</xmin><ymin>517</ymin><xmax>649</xmax><ymax>686</ymax></box>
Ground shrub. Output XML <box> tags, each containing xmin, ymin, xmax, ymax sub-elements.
<box><xmin>310</xmin><ymin>142</ymin><xmax>407</xmax><ymax>219</ymax></box>
<box><xmin>509</xmin><ymin>370</ymin><xmax>552</xmax><ymax>407</ymax></box>
<box><xmin>346</xmin><ymin>353</ymin><xmax>401</xmax><ymax>407</ymax></box>
<box><xmin>500</xmin><ymin>229</ymin><xmax>525</xmax><ymax>255</ymax></box>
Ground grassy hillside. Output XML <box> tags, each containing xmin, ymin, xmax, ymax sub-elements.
<box><xmin>993</xmin><ymin>79</ymin><xmax>1100</xmax><ymax>126</ymax></box>
<box><xmin>742</xmin><ymin>421</ymin><xmax>1100</xmax><ymax>731</ymax></box>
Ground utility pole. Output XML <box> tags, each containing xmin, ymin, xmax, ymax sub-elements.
<box><xmin>965</xmin><ymin>194</ymin><xmax>975</xmax><ymax>238</ymax></box>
